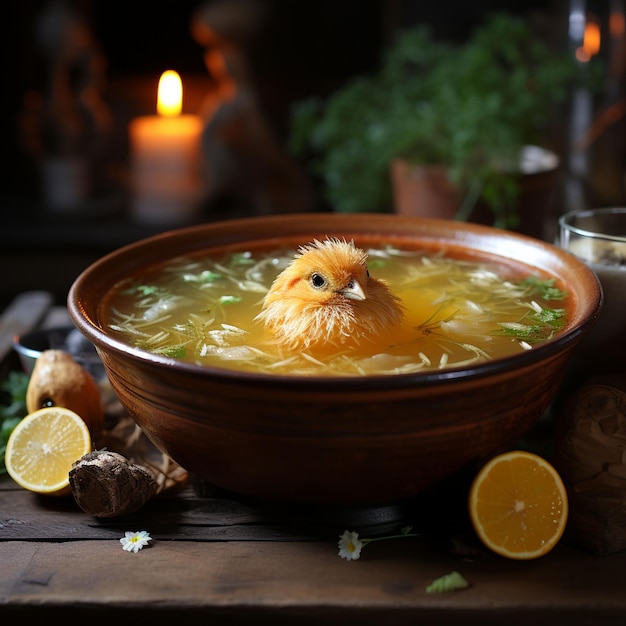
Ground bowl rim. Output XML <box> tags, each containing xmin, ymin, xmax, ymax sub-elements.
<box><xmin>68</xmin><ymin>213</ymin><xmax>603</xmax><ymax>390</ymax></box>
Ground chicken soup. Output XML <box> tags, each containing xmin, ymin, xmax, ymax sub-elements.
<box><xmin>101</xmin><ymin>241</ymin><xmax>569</xmax><ymax>376</ymax></box>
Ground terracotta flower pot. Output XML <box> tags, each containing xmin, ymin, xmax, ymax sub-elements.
<box><xmin>390</xmin><ymin>146</ymin><xmax>561</xmax><ymax>240</ymax></box>
<box><xmin>390</xmin><ymin>160</ymin><xmax>462</xmax><ymax>220</ymax></box>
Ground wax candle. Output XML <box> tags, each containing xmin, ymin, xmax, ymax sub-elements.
<box><xmin>129</xmin><ymin>70</ymin><xmax>203</xmax><ymax>224</ymax></box>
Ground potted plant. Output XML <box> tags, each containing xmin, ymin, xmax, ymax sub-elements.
<box><xmin>288</xmin><ymin>13</ymin><xmax>597</xmax><ymax>233</ymax></box>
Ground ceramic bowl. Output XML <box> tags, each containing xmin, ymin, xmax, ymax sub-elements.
<box><xmin>67</xmin><ymin>213</ymin><xmax>602</xmax><ymax>507</ymax></box>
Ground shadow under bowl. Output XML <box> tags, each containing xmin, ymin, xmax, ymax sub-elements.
<box><xmin>67</xmin><ymin>213</ymin><xmax>602</xmax><ymax>507</ymax></box>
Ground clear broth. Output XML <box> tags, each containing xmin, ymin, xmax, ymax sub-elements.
<box><xmin>101</xmin><ymin>242</ymin><xmax>569</xmax><ymax>376</ymax></box>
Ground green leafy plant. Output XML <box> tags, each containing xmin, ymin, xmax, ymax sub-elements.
<box><xmin>290</xmin><ymin>13</ymin><xmax>600</xmax><ymax>228</ymax></box>
<box><xmin>0</xmin><ymin>370</ymin><xmax>29</xmax><ymax>473</ymax></box>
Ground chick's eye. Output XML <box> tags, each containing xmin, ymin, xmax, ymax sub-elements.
<box><xmin>310</xmin><ymin>273</ymin><xmax>327</xmax><ymax>289</ymax></box>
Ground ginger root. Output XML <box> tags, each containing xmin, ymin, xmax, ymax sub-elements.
<box><xmin>69</xmin><ymin>450</ymin><xmax>158</xmax><ymax>517</ymax></box>
<box><xmin>70</xmin><ymin>419</ymin><xmax>188</xmax><ymax>517</ymax></box>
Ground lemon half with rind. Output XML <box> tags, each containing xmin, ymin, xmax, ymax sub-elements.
<box><xmin>6</xmin><ymin>407</ymin><xmax>93</xmax><ymax>496</ymax></box>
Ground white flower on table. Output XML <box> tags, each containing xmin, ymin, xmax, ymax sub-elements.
<box><xmin>337</xmin><ymin>526</ymin><xmax>419</xmax><ymax>561</ymax></box>
<box><xmin>338</xmin><ymin>530</ymin><xmax>364</xmax><ymax>561</ymax></box>
<box><xmin>120</xmin><ymin>530</ymin><xmax>153</xmax><ymax>553</ymax></box>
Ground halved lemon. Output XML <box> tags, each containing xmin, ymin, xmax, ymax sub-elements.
<box><xmin>5</xmin><ymin>407</ymin><xmax>93</xmax><ymax>496</ymax></box>
<box><xmin>468</xmin><ymin>450</ymin><xmax>569</xmax><ymax>560</ymax></box>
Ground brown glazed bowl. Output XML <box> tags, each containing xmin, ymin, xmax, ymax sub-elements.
<box><xmin>68</xmin><ymin>213</ymin><xmax>602</xmax><ymax>507</ymax></box>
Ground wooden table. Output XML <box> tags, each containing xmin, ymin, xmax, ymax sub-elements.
<box><xmin>3</xmin><ymin>469</ymin><xmax>626</xmax><ymax>626</ymax></box>
<box><xmin>2</xmin><ymin>306</ymin><xmax>626</xmax><ymax>625</ymax></box>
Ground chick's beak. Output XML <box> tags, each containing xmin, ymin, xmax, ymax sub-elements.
<box><xmin>338</xmin><ymin>278</ymin><xmax>366</xmax><ymax>301</ymax></box>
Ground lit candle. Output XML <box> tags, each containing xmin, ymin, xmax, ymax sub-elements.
<box><xmin>129</xmin><ymin>70</ymin><xmax>203</xmax><ymax>224</ymax></box>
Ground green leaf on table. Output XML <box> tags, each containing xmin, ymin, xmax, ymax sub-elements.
<box><xmin>0</xmin><ymin>370</ymin><xmax>29</xmax><ymax>473</ymax></box>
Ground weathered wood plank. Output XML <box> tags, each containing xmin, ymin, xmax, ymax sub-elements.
<box><xmin>2</xmin><ymin>476</ymin><xmax>439</xmax><ymax>542</ymax></box>
<box><xmin>0</xmin><ymin>477</ymin><xmax>323</xmax><ymax>541</ymax></box>
<box><xmin>3</xmin><ymin>538</ymin><xmax>626</xmax><ymax>626</ymax></box>
<box><xmin>4</xmin><ymin>459</ymin><xmax>626</xmax><ymax>625</ymax></box>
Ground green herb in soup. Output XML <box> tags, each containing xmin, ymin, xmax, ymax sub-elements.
<box><xmin>103</xmin><ymin>244</ymin><xmax>569</xmax><ymax>376</ymax></box>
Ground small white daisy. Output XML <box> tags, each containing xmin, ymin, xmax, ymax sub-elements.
<box><xmin>338</xmin><ymin>530</ymin><xmax>363</xmax><ymax>561</ymax></box>
<box><xmin>120</xmin><ymin>530</ymin><xmax>152</xmax><ymax>553</ymax></box>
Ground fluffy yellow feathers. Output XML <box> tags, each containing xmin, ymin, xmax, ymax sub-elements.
<box><xmin>257</xmin><ymin>238</ymin><xmax>404</xmax><ymax>352</ymax></box>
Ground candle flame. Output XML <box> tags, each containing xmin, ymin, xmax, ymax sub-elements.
<box><xmin>576</xmin><ymin>19</ymin><xmax>601</xmax><ymax>62</ymax></box>
<box><xmin>157</xmin><ymin>70</ymin><xmax>183</xmax><ymax>116</ymax></box>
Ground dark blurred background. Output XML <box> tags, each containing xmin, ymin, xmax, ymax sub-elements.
<box><xmin>0</xmin><ymin>0</ymin><xmax>617</xmax><ymax>309</ymax></box>
<box><xmin>4</xmin><ymin>0</ymin><xmax>558</xmax><ymax>202</ymax></box>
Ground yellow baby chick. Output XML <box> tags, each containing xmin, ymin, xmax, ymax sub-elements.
<box><xmin>257</xmin><ymin>238</ymin><xmax>404</xmax><ymax>352</ymax></box>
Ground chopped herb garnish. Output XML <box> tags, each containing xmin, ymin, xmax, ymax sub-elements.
<box><xmin>497</xmin><ymin>322</ymin><xmax>544</xmax><ymax>340</ymax></box>
<box><xmin>183</xmin><ymin>270</ymin><xmax>223</xmax><ymax>283</ymax></box>
<box><xmin>152</xmin><ymin>345</ymin><xmax>187</xmax><ymax>358</ymax></box>
<box><xmin>532</xmin><ymin>307</ymin><xmax>566</xmax><ymax>326</ymax></box>
<box><xmin>219</xmin><ymin>295</ymin><xmax>243</xmax><ymax>305</ymax></box>
<box><xmin>229</xmin><ymin>252</ymin><xmax>256</xmax><ymax>267</ymax></box>
<box><xmin>367</xmin><ymin>259</ymin><xmax>387</xmax><ymax>269</ymax></box>
<box><xmin>122</xmin><ymin>283</ymin><xmax>169</xmax><ymax>297</ymax></box>
<box><xmin>521</xmin><ymin>277</ymin><xmax>568</xmax><ymax>301</ymax></box>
